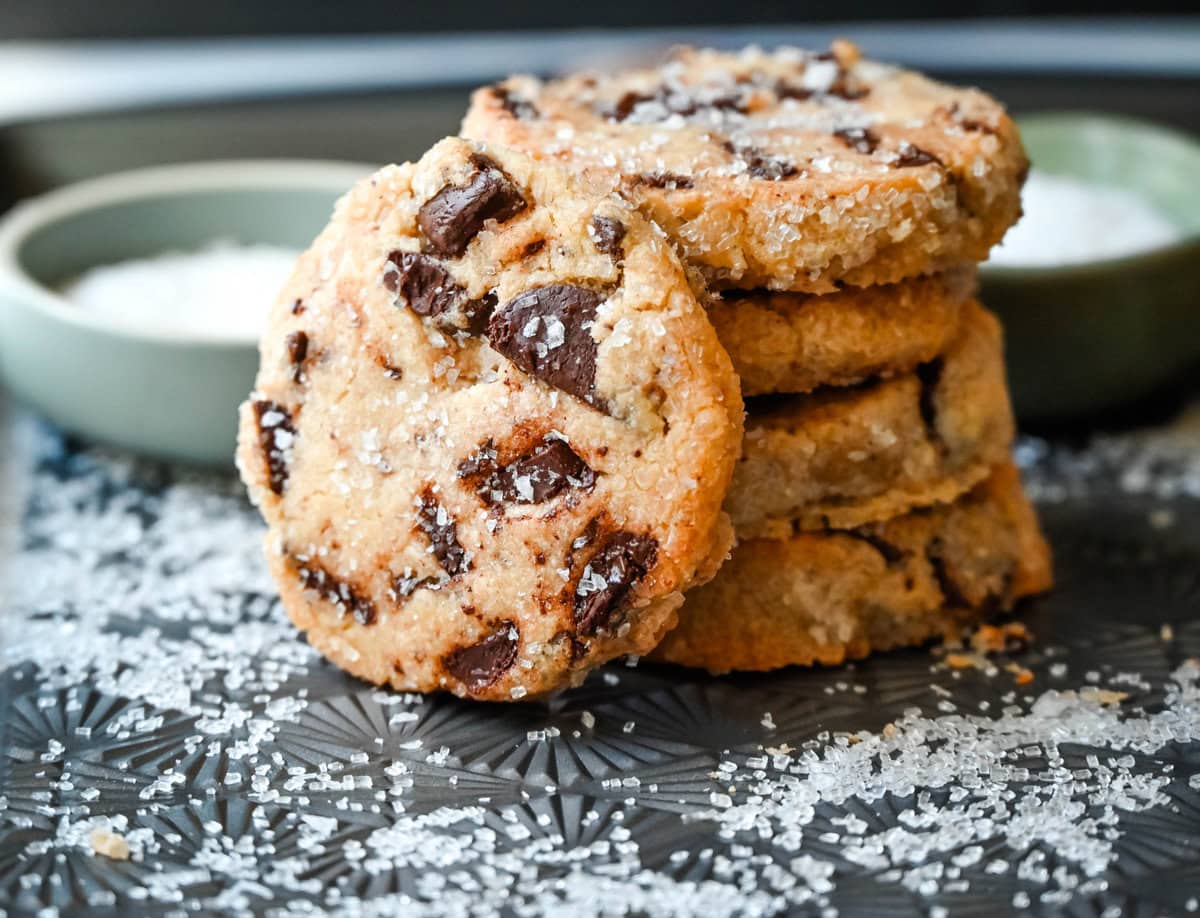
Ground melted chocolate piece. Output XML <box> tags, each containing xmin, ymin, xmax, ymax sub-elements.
<box><xmin>916</xmin><ymin>358</ymin><xmax>944</xmax><ymax>442</ymax></box>
<box><xmin>252</xmin><ymin>400</ymin><xmax>295</xmax><ymax>496</ymax></box>
<box><xmin>293</xmin><ymin>558</ymin><xmax>377</xmax><ymax>625</ymax></box>
<box><xmin>416</xmin><ymin>489</ymin><xmax>469</xmax><ymax>577</ymax></box>
<box><xmin>384</xmin><ymin>251</ymin><xmax>465</xmax><ymax>318</ymax></box>
<box><xmin>521</xmin><ymin>238</ymin><xmax>547</xmax><ymax>259</ymax></box>
<box><xmin>492</xmin><ymin>85</ymin><xmax>538</xmax><ymax>119</ymax></box>
<box><xmin>462</xmin><ymin>291</ymin><xmax>498</xmax><ymax>336</ymax></box>
<box><xmin>630</xmin><ymin>172</ymin><xmax>695</xmax><ymax>190</ymax></box>
<box><xmin>723</xmin><ymin>140</ymin><xmax>796</xmax><ymax>181</ymax></box>
<box><xmin>444</xmin><ymin>622</ymin><xmax>520</xmax><ymax>690</ymax></box>
<box><xmin>385</xmin><ymin>251</ymin><xmax>495</xmax><ymax>334</ymax></box>
<box><xmin>834</xmin><ymin>127</ymin><xmax>879</xmax><ymax>155</ymax></box>
<box><xmin>895</xmin><ymin>143</ymin><xmax>943</xmax><ymax>168</ymax></box>
<box><xmin>926</xmin><ymin>538</ymin><xmax>970</xmax><ymax>608</ymax></box>
<box><xmin>487</xmin><ymin>285</ymin><xmax>603</xmax><ymax>406</ymax></box>
<box><xmin>605</xmin><ymin>87</ymin><xmax>747</xmax><ymax>123</ymax></box>
<box><xmin>418</xmin><ymin>154</ymin><xmax>527</xmax><ymax>257</ymax></box>
<box><xmin>589</xmin><ymin>215</ymin><xmax>626</xmax><ymax>257</ymax></box>
<box><xmin>286</xmin><ymin>331</ymin><xmax>309</xmax><ymax>384</ymax></box>
<box><xmin>830</xmin><ymin>83</ymin><xmax>869</xmax><ymax>101</ymax></box>
<box><xmin>574</xmin><ymin>532</ymin><xmax>658</xmax><ymax>635</ymax></box>
<box><xmin>843</xmin><ymin>527</ymin><xmax>905</xmax><ymax>565</ymax></box>
<box><xmin>460</xmin><ymin>435</ymin><xmax>595</xmax><ymax>505</ymax></box>
<box><xmin>776</xmin><ymin>76</ymin><xmax>868</xmax><ymax>103</ymax></box>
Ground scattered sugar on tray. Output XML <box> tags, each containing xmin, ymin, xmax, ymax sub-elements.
<box><xmin>62</xmin><ymin>240</ymin><xmax>299</xmax><ymax>339</ymax></box>
<box><xmin>989</xmin><ymin>171</ymin><xmax>1180</xmax><ymax>267</ymax></box>
<box><xmin>6</xmin><ymin>416</ymin><xmax>1200</xmax><ymax>915</ymax></box>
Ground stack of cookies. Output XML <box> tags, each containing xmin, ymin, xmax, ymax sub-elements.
<box><xmin>237</xmin><ymin>42</ymin><xmax>1051</xmax><ymax>701</ymax></box>
<box><xmin>464</xmin><ymin>41</ymin><xmax>1052</xmax><ymax>675</ymax></box>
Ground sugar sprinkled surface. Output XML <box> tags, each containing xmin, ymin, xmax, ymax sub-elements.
<box><xmin>988</xmin><ymin>171</ymin><xmax>1180</xmax><ymax>268</ymax></box>
<box><xmin>2</xmin><ymin>410</ymin><xmax>1200</xmax><ymax>915</ymax></box>
<box><xmin>61</xmin><ymin>241</ymin><xmax>299</xmax><ymax>340</ymax></box>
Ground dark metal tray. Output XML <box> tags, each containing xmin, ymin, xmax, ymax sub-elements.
<box><xmin>2</xmin><ymin>421</ymin><xmax>1199</xmax><ymax>916</ymax></box>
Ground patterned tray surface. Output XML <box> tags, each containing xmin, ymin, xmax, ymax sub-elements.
<box><xmin>2</xmin><ymin>420</ymin><xmax>1200</xmax><ymax>917</ymax></box>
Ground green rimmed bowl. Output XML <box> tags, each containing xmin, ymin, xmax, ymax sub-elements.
<box><xmin>980</xmin><ymin>113</ymin><xmax>1200</xmax><ymax>422</ymax></box>
<box><xmin>0</xmin><ymin>160</ymin><xmax>373</xmax><ymax>465</ymax></box>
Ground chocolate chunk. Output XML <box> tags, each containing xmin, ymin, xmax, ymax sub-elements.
<box><xmin>444</xmin><ymin>622</ymin><xmax>520</xmax><ymax>690</ymax></box>
<box><xmin>487</xmin><ymin>285</ymin><xmax>602</xmax><ymax>406</ymax></box>
<box><xmin>775</xmin><ymin>81</ymin><xmax>813</xmax><ymax>102</ymax></box>
<box><xmin>916</xmin><ymin>358</ymin><xmax>944</xmax><ymax>441</ymax></box>
<box><xmin>574</xmin><ymin>532</ymin><xmax>658</xmax><ymax>635</ymax></box>
<box><xmin>293</xmin><ymin>557</ymin><xmax>377</xmax><ymax>625</ymax></box>
<box><xmin>392</xmin><ymin>571</ymin><xmax>443</xmax><ymax>601</ymax></box>
<box><xmin>418</xmin><ymin>154</ymin><xmax>527</xmax><ymax>257</ymax></box>
<box><xmin>384</xmin><ymin>251</ymin><xmax>465</xmax><ymax>318</ymax></box>
<box><xmin>252</xmin><ymin>400</ymin><xmax>296</xmax><ymax>496</ymax></box>
<box><xmin>834</xmin><ymin>127</ymin><xmax>879</xmax><ymax>155</ymax></box>
<box><xmin>385</xmin><ymin>251</ymin><xmax>495</xmax><ymax>335</ymax></box>
<box><xmin>895</xmin><ymin>143</ymin><xmax>942</xmax><ymax>168</ymax></box>
<box><xmin>829</xmin><ymin>82</ymin><xmax>869</xmax><ymax>101</ymax></box>
<box><xmin>521</xmin><ymin>238</ymin><xmax>547</xmax><ymax>259</ymax></box>
<box><xmin>491</xmin><ymin>85</ymin><xmax>538</xmax><ymax>120</ymax></box>
<box><xmin>630</xmin><ymin>172</ymin><xmax>695</xmax><ymax>190</ymax></box>
<box><xmin>416</xmin><ymin>488</ymin><xmax>468</xmax><ymax>577</ymax></box>
<box><xmin>723</xmin><ymin>140</ymin><xmax>796</xmax><ymax>181</ymax></box>
<box><xmin>290</xmin><ymin>299</ymin><xmax>306</xmax><ymax>315</ymax></box>
<box><xmin>605</xmin><ymin>87</ymin><xmax>747</xmax><ymax>123</ymax></box>
<box><xmin>589</xmin><ymin>215</ymin><xmax>626</xmax><ymax>257</ymax></box>
<box><xmin>843</xmin><ymin>527</ymin><xmax>905</xmax><ymax>565</ymax></box>
<box><xmin>462</xmin><ymin>291</ymin><xmax>498</xmax><ymax>337</ymax></box>
<box><xmin>926</xmin><ymin>539</ymin><xmax>969</xmax><ymax>608</ymax></box>
<box><xmin>286</xmin><ymin>331</ymin><xmax>309</xmax><ymax>384</ymax></box>
<box><xmin>777</xmin><ymin>77</ymin><xmax>868</xmax><ymax>103</ymax></box>
<box><xmin>609</xmin><ymin>90</ymin><xmax>652</xmax><ymax>122</ymax></box>
<box><xmin>461</xmin><ymin>435</ymin><xmax>595</xmax><ymax>505</ymax></box>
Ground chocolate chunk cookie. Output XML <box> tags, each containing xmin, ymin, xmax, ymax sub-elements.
<box><xmin>729</xmin><ymin>301</ymin><xmax>1013</xmax><ymax>537</ymax></box>
<box><xmin>653</xmin><ymin>462</ymin><xmax>1052</xmax><ymax>673</ymax></box>
<box><xmin>463</xmin><ymin>41</ymin><xmax>1027</xmax><ymax>293</ymax></box>
<box><xmin>237</xmin><ymin>138</ymin><xmax>743</xmax><ymax>701</ymax></box>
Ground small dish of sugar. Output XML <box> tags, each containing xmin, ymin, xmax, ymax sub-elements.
<box><xmin>61</xmin><ymin>241</ymin><xmax>299</xmax><ymax>341</ymax></box>
<box><xmin>988</xmin><ymin>170</ymin><xmax>1180</xmax><ymax>269</ymax></box>
<box><xmin>0</xmin><ymin>159</ymin><xmax>373</xmax><ymax>464</ymax></box>
<box><xmin>978</xmin><ymin>113</ymin><xmax>1200</xmax><ymax>421</ymax></box>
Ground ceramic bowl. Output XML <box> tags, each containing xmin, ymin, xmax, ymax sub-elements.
<box><xmin>980</xmin><ymin>113</ymin><xmax>1200</xmax><ymax>421</ymax></box>
<box><xmin>0</xmin><ymin>160</ymin><xmax>372</xmax><ymax>464</ymax></box>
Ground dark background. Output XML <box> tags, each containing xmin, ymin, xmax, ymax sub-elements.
<box><xmin>1</xmin><ymin>0</ymin><xmax>1192</xmax><ymax>38</ymax></box>
<box><xmin>2</xmin><ymin>4</ymin><xmax>1198</xmax><ymax>206</ymax></box>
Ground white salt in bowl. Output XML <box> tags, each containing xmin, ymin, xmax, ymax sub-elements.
<box><xmin>980</xmin><ymin>114</ymin><xmax>1200</xmax><ymax>420</ymax></box>
<box><xmin>0</xmin><ymin>160</ymin><xmax>373</xmax><ymax>464</ymax></box>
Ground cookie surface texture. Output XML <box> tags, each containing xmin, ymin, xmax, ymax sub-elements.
<box><xmin>237</xmin><ymin>137</ymin><xmax>744</xmax><ymax>700</ymax></box>
<box><xmin>729</xmin><ymin>301</ymin><xmax>1013</xmax><ymax>537</ymax></box>
<box><xmin>711</xmin><ymin>268</ymin><xmax>973</xmax><ymax>397</ymax></box>
<box><xmin>463</xmin><ymin>42</ymin><xmax>1027</xmax><ymax>293</ymax></box>
<box><xmin>653</xmin><ymin>462</ymin><xmax>1052</xmax><ymax>674</ymax></box>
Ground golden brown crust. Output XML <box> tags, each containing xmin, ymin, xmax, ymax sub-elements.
<box><xmin>236</xmin><ymin>138</ymin><xmax>743</xmax><ymax>700</ymax></box>
<box><xmin>462</xmin><ymin>43</ymin><xmax>1027</xmax><ymax>293</ymax></box>
<box><xmin>652</xmin><ymin>462</ymin><xmax>1053</xmax><ymax>674</ymax></box>
<box><xmin>729</xmin><ymin>301</ymin><xmax>1013</xmax><ymax>537</ymax></box>
<box><xmin>712</xmin><ymin>268</ymin><xmax>975</xmax><ymax>396</ymax></box>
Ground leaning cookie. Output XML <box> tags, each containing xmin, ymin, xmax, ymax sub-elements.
<box><xmin>236</xmin><ymin>137</ymin><xmax>743</xmax><ymax>701</ymax></box>
<box><xmin>710</xmin><ymin>268</ymin><xmax>974</xmax><ymax>397</ymax></box>
<box><xmin>729</xmin><ymin>300</ymin><xmax>1013</xmax><ymax>538</ymax></box>
<box><xmin>652</xmin><ymin>462</ymin><xmax>1052</xmax><ymax>674</ymax></box>
<box><xmin>463</xmin><ymin>42</ymin><xmax>1027</xmax><ymax>293</ymax></box>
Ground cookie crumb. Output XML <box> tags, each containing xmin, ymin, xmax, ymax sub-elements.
<box><xmin>89</xmin><ymin>829</ymin><xmax>131</xmax><ymax>861</ymax></box>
